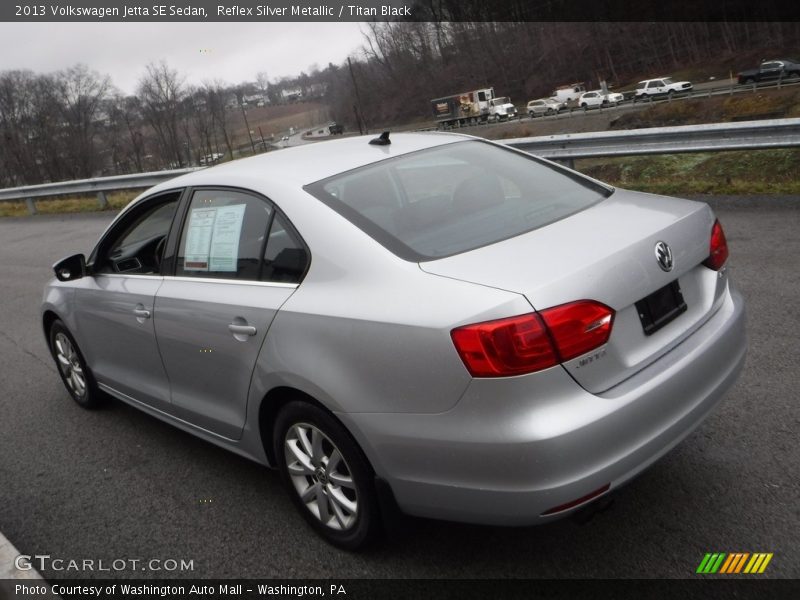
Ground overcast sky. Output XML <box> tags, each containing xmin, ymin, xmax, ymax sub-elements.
<box><xmin>0</xmin><ymin>22</ymin><xmax>365</xmax><ymax>93</ymax></box>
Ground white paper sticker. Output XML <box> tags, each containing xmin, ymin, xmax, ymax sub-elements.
<box><xmin>209</xmin><ymin>204</ymin><xmax>246</xmax><ymax>272</ymax></box>
<box><xmin>183</xmin><ymin>207</ymin><xmax>217</xmax><ymax>271</ymax></box>
<box><xmin>183</xmin><ymin>203</ymin><xmax>247</xmax><ymax>272</ymax></box>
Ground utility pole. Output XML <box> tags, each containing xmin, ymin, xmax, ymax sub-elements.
<box><xmin>347</xmin><ymin>57</ymin><xmax>366</xmax><ymax>135</ymax></box>
<box><xmin>239</xmin><ymin>98</ymin><xmax>256</xmax><ymax>154</ymax></box>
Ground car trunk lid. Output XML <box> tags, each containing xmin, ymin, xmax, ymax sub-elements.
<box><xmin>420</xmin><ymin>190</ymin><xmax>726</xmax><ymax>393</ymax></box>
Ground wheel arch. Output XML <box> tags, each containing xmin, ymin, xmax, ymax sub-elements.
<box><xmin>42</xmin><ymin>309</ymin><xmax>61</xmax><ymax>345</ymax></box>
<box><xmin>259</xmin><ymin>386</ymin><xmax>353</xmax><ymax>468</ymax></box>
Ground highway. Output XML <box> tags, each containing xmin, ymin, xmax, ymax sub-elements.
<box><xmin>0</xmin><ymin>196</ymin><xmax>798</xmax><ymax>579</ymax></box>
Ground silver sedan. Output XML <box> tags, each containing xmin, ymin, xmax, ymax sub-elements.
<box><xmin>42</xmin><ymin>132</ymin><xmax>746</xmax><ymax>549</ymax></box>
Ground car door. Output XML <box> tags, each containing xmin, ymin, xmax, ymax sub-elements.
<box><xmin>74</xmin><ymin>191</ymin><xmax>182</xmax><ymax>411</ymax></box>
<box><xmin>761</xmin><ymin>62</ymin><xmax>782</xmax><ymax>79</ymax></box>
<box><xmin>154</xmin><ymin>188</ymin><xmax>309</xmax><ymax>440</ymax></box>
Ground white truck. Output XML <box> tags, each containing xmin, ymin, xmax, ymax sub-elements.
<box><xmin>430</xmin><ymin>88</ymin><xmax>495</xmax><ymax>128</ymax></box>
<box><xmin>488</xmin><ymin>97</ymin><xmax>518</xmax><ymax>121</ymax></box>
<box><xmin>552</xmin><ymin>83</ymin><xmax>586</xmax><ymax>104</ymax></box>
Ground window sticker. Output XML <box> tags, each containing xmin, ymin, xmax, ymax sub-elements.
<box><xmin>184</xmin><ymin>207</ymin><xmax>216</xmax><ymax>271</ymax></box>
<box><xmin>183</xmin><ymin>203</ymin><xmax>246</xmax><ymax>272</ymax></box>
<box><xmin>209</xmin><ymin>204</ymin><xmax>246</xmax><ymax>272</ymax></box>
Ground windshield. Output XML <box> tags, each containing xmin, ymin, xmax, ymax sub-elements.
<box><xmin>662</xmin><ymin>78</ymin><xmax>674</xmax><ymax>84</ymax></box>
<box><xmin>494</xmin><ymin>97</ymin><xmax>510</xmax><ymax>104</ymax></box>
<box><xmin>305</xmin><ymin>140</ymin><xmax>612</xmax><ymax>261</ymax></box>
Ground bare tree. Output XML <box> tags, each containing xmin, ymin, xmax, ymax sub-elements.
<box><xmin>137</xmin><ymin>61</ymin><xmax>186</xmax><ymax>168</ymax></box>
<box><xmin>56</xmin><ymin>64</ymin><xmax>111</xmax><ymax>178</ymax></box>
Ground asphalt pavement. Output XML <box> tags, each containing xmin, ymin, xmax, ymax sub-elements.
<box><xmin>0</xmin><ymin>197</ymin><xmax>798</xmax><ymax>580</ymax></box>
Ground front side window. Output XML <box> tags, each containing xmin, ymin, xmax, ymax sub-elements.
<box><xmin>94</xmin><ymin>193</ymin><xmax>180</xmax><ymax>275</ymax></box>
<box><xmin>305</xmin><ymin>140</ymin><xmax>611</xmax><ymax>261</ymax></box>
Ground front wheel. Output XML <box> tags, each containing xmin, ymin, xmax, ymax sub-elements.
<box><xmin>274</xmin><ymin>401</ymin><xmax>382</xmax><ymax>550</ymax></box>
<box><xmin>49</xmin><ymin>319</ymin><xmax>102</xmax><ymax>409</ymax></box>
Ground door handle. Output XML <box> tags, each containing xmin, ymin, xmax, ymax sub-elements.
<box><xmin>228</xmin><ymin>323</ymin><xmax>257</xmax><ymax>336</ymax></box>
<box><xmin>133</xmin><ymin>307</ymin><xmax>151</xmax><ymax>319</ymax></box>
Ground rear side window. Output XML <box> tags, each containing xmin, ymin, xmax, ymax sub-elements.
<box><xmin>176</xmin><ymin>189</ymin><xmax>273</xmax><ymax>280</ymax></box>
<box><xmin>305</xmin><ymin>140</ymin><xmax>611</xmax><ymax>261</ymax></box>
<box><xmin>261</xmin><ymin>214</ymin><xmax>309</xmax><ymax>283</ymax></box>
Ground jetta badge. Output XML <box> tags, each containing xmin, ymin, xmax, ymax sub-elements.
<box><xmin>655</xmin><ymin>241</ymin><xmax>674</xmax><ymax>272</ymax></box>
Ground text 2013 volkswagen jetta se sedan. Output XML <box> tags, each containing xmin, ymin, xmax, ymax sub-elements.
<box><xmin>42</xmin><ymin>133</ymin><xmax>746</xmax><ymax>549</ymax></box>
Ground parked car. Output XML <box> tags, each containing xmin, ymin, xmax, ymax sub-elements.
<box><xmin>43</xmin><ymin>132</ymin><xmax>746</xmax><ymax>550</ymax></box>
<box><xmin>579</xmin><ymin>90</ymin><xmax>622</xmax><ymax>109</ymax></box>
<box><xmin>199</xmin><ymin>152</ymin><xmax>224</xmax><ymax>166</ymax></box>
<box><xmin>527</xmin><ymin>98</ymin><xmax>564</xmax><ymax>117</ymax></box>
<box><xmin>737</xmin><ymin>59</ymin><xmax>800</xmax><ymax>84</ymax></box>
<box><xmin>635</xmin><ymin>77</ymin><xmax>693</xmax><ymax>99</ymax></box>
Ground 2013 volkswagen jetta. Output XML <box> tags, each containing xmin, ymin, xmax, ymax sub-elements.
<box><xmin>42</xmin><ymin>132</ymin><xmax>746</xmax><ymax>549</ymax></box>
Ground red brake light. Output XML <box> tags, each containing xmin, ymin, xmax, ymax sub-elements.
<box><xmin>703</xmin><ymin>219</ymin><xmax>729</xmax><ymax>271</ymax></box>
<box><xmin>539</xmin><ymin>300</ymin><xmax>615</xmax><ymax>363</ymax></box>
<box><xmin>451</xmin><ymin>300</ymin><xmax>615</xmax><ymax>377</ymax></box>
<box><xmin>451</xmin><ymin>313</ymin><xmax>558</xmax><ymax>377</ymax></box>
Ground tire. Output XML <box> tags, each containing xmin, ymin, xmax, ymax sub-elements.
<box><xmin>274</xmin><ymin>401</ymin><xmax>382</xmax><ymax>550</ymax></box>
<box><xmin>49</xmin><ymin>319</ymin><xmax>102</xmax><ymax>409</ymax></box>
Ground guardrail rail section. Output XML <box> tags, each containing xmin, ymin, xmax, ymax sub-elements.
<box><xmin>2</xmin><ymin>119</ymin><xmax>800</xmax><ymax>214</ymax></box>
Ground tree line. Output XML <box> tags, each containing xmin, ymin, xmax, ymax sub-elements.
<box><xmin>325</xmin><ymin>21</ymin><xmax>800</xmax><ymax>129</ymax></box>
<box><xmin>1</xmin><ymin>21</ymin><xmax>798</xmax><ymax>187</ymax></box>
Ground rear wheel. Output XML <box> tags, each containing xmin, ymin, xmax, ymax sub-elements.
<box><xmin>274</xmin><ymin>401</ymin><xmax>381</xmax><ymax>550</ymax></box>
<box><xmin>49</xmin><ymin>320</ymin><xmax>102</xmax><ymax>409</ymax></box>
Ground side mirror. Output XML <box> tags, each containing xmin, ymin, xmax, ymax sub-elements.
<box><xmin>53</xmin><ymin>254</ymin><xmax>87</xmax><ymax>282</ymax></box>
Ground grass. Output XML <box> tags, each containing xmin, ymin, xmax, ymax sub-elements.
<box><xmin>577</xmin><ymin>149</ymin><xmax>800</xmax><ymax>195</ymax></box>
<box><xmin>0</xmin><ymin>190</ymin><xmax>138</xmax><ymax>218</ymax></box>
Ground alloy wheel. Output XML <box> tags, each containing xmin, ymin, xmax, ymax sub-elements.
<box><xmin>54</xmin><ymin>332</ymin><xmax>86</xmax><ymax>399</ymax></box>
<box><xmin>284</xmin><ymin>422</ymin><xmax>359</xmax><ymax>531</ymax></box>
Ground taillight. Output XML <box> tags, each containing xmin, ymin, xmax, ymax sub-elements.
<box><xmin>451</xmin><ymin>300</ymin><xmax>615</xmax><ymax>377</ymax></box>
<box><xmin>539</xmin><ymin>300</ymin><xmax>615</xmax><ymax>363</ymax></box>
<box><xmin>451</xmin><ymin>313</ymin><xmax>557</xmax><ymax>377</ymax></box>
<box><xmin>702</xmin><ymin>219</ymin><xmax>729</xmax><ymax>271</ymax></box>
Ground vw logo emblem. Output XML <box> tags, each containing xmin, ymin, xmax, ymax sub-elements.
<box><xmin>654</xmin><ymin>241</ymin><xmax>674</xmax><ymax>272</ymax></box>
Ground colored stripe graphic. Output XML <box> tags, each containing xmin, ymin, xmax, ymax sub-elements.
<box><xmin>720</xmin><ymin>553</ymin><xmax>750</xmax><ymax>573</ymax></box>
<box><xmin>743</xmin><ymin>553</ymin><xmax>773</xmax><ymax>574</ymax></box>
<box><xmin>697</xmin><ymin>553</ymin><xmax>727</xmax><ymax>573</ymax></box>
<box><xmin>698</xmin><ymin>552</ymin><xmax>773</xmax><ymax>574</ymax></box>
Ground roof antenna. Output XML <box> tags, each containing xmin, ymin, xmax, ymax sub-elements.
<box><xmin>369</xmin><ymin>131</ymin><xmax>391</xmax><ymax>146</ymax></box>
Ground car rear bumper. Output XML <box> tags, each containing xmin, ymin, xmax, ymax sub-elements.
<box><xmin>339</xmin><ymin>285</ymin><xmax>746</xmax><ymax>525</ymax></box>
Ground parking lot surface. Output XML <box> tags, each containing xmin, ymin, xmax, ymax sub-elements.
<box><xmin>0</xmin><ymin>196</ymin><xmax>797</xmax><ymax>579</ymax></box>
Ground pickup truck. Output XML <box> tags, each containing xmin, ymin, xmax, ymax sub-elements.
<box><xmin>738</xmin><ymin>59</ymin><xmax>800</xmax><ymax>84</ymax></box>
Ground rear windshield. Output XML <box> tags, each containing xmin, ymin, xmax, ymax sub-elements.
<box><xmin>304</xmin><ymin>140</ymin><xmax>612</xmax><ymax>261</ymax></box>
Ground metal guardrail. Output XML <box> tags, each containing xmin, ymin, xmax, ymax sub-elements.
<box><xmin>504</xmin><ymin>118</ymin><xmax>800</xmax><ymax>161</ymax></box>
<box><xmin>2</xmin><ymin>118</ymin><xmax>800</xmax><ymax>215</ymax></box>
<box><xmin>0</xmin><ymin>168</ymin><xmax>199</xmax><ymax>214</ymax></box>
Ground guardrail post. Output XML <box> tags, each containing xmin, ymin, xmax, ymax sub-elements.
<box><xmin>96</xmin><ymin>191</ymin><xmax>109</xmax><ymax>210</ymax></box>
<box><xmin>25</xmin><ymin>197</ymin><xmax>37</xmax><ymax>215</ymax></box>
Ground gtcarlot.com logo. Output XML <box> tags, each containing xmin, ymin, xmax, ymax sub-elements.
<box><xmin>15</xmin><ymin>554</ymin><xmax>195</xmax><ymax>573</ymax></box>
<box><xmin>696</xmin><ymin>552</ymin><xmax>773</xmax><ymax>574</ymax></box>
